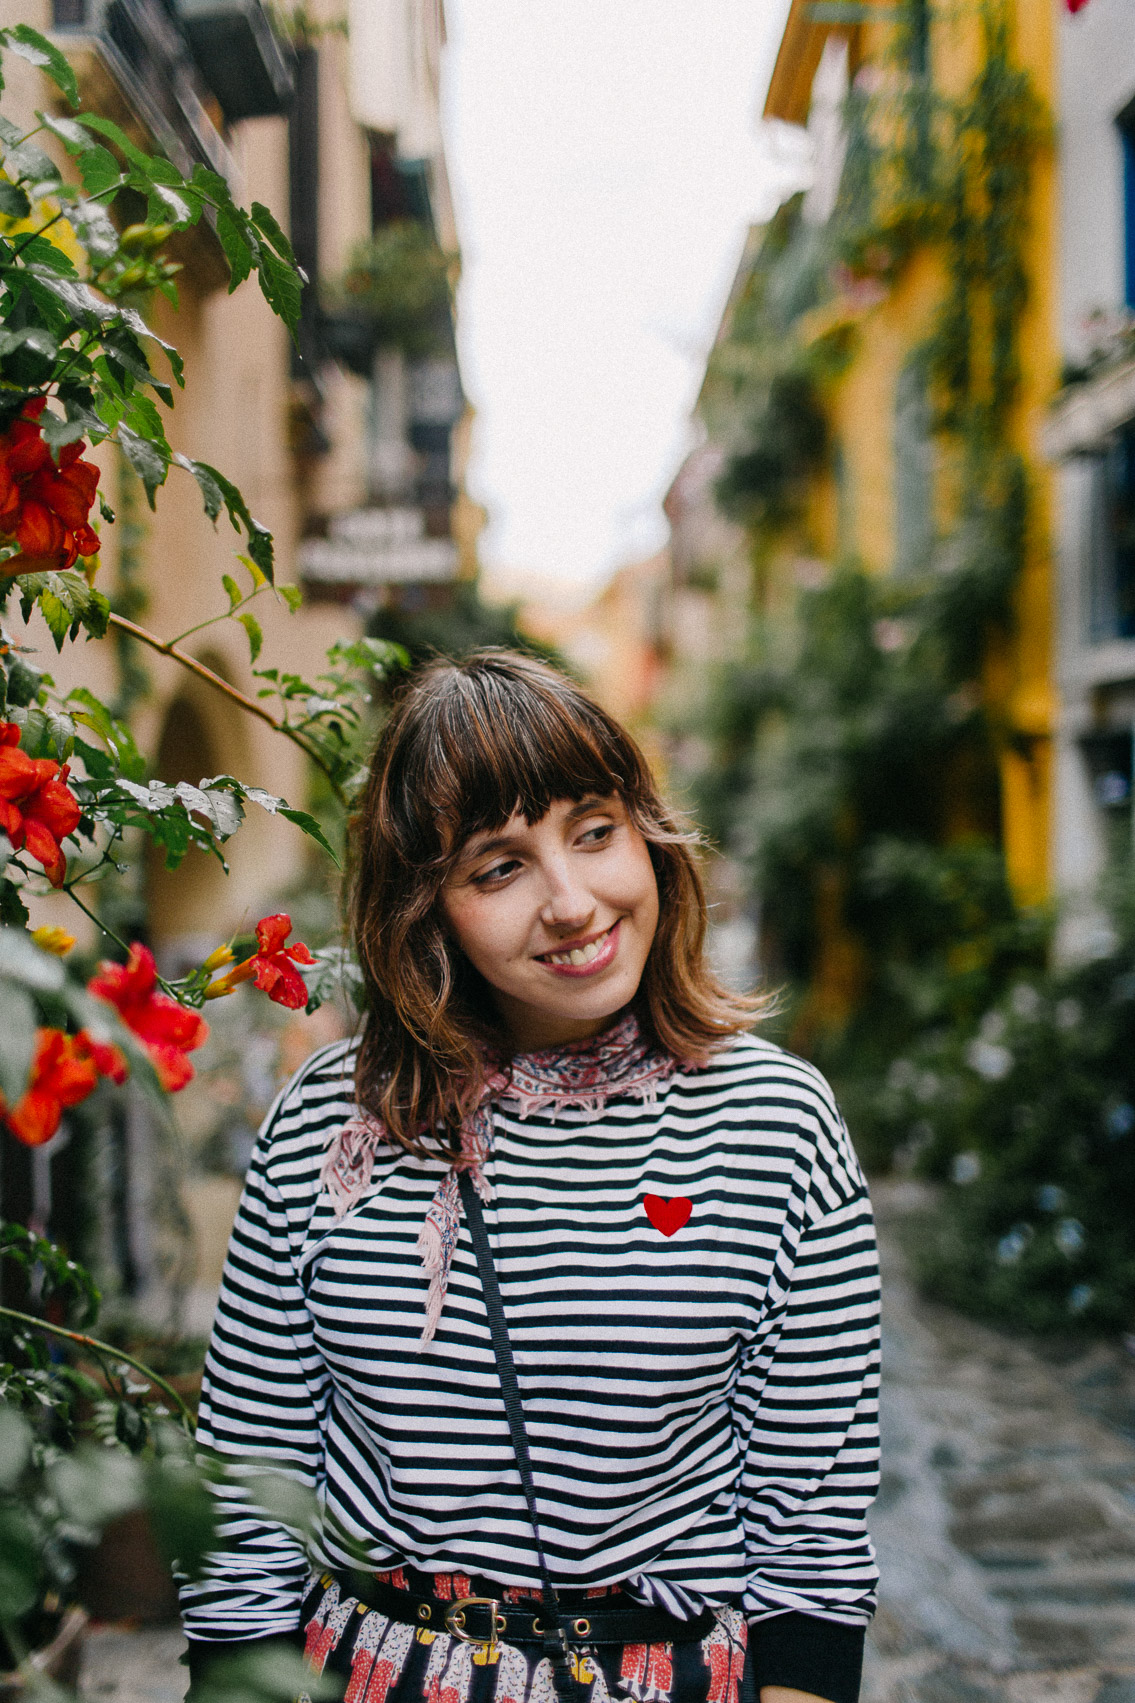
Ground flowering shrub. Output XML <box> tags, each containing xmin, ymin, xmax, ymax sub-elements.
<box><xmin>0</xmin><ymin>24</ymin><xmax>404</xmax><ymax>1678</ymax></box>
<box><xmin>0</xmin><ymin>719</ymin><xmax>81</xmax><ymax>885</ymax></box>
<box><xmin>0</xmin><ymin>397</ymin><xmax>99</xmax><ymax>571</ymax></box>
<box><xmin>203</xmin><ymin>912</ymin><xmax>317</xmax><ymax>1010</ymax></box>
<box><xmin>861</xmin><ymin>897</ymin><xmax>1135</xmax><ymax>1333</ymax></box>
<box><xmin>88</xmin><ymin>944</ymin><xmax>209</xmax><ymax>1091</ymax></box>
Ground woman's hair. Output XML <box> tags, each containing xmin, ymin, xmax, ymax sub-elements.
<box><xmin>349</xmin><ymin>649</ymin><xmax>767</xmax><ymax>1158</ymax></box>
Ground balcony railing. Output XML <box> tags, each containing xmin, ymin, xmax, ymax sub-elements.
<box><xmin>51</xmin><ymin>0</ymin><xmax>292</xmax><ymax>184</ymax></box>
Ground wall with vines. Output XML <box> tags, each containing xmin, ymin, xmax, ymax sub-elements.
<box><xmin>688</xmin><ymin>0</ymin><xmax>1052</xmax><ymax>1108</ymax></box>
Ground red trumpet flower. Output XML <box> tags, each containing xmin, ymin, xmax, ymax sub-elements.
<box><xmin>204</xmin><ymin>913</ymin><xmax>316</xmax><ymax>1010</ymax></box>
<box><xmin>0</xmin><ymin>722</ymin><xmax>82</xmax><ymax>887</ymax></box>
<box><xmin>0</xmin><ymin>397</ymin><xmax>100</xmax><ymax>575</ymax></box>
<box><xmin>89</xmin><ymin>944</ymin><xmax>208</xmax><ymax>1091</ymax></box>
<box><xmin>4</xmin><ymin>1029</ymin><xmax>98</xmax><ymax>1147</ymax></box>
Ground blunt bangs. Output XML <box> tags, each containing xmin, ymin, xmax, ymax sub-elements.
<box><xmin>382</xmin><ymin>655</ymin><xmax>647</xmax><ymax>870</ymax></box>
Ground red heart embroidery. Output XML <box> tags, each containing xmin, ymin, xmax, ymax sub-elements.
<box><xmin>643</xmin><ymin>1194</ymin><xmax>692</xmax><ymax>1237</ymax></box>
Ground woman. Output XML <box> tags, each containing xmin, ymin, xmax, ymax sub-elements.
<box><xmin>180</xmin><ymin>652</ymin><xmax>880</xmax><ymax>1703</ymax></box>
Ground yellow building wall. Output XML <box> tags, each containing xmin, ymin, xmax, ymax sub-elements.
<box><xmin>813</xmin><ymin>0</ymin><xmax>1058</xmax><ymax>906</ymax></box>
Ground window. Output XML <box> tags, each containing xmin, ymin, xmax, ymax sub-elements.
<box><xmin>1086</xmin><ymin>423</ymin><xmax>1135</xmax><ymax>642</ymax></box>
<box><xmin>1119</xmin><ymin>97</ymin><xmax>1135</xmax><ymax>311</ymax></box>
<box><xmin>894</xmin><ymin>358</ymin><xmax>934</xmax><ymax>573</ymax></box>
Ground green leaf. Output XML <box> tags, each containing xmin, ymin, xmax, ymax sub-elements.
<box><xmin>221</xmin><ymin>573</ymin><xmax>242</xmax><ymax>610</ymax></box>
<box><xmin>5</xmin><ymin>701</ymin><xmax>74</xmax><ymax>759</ymax></box>
<box><xmin>176</xmin><ymin>459</ymin><xmax>274</xmax><ymax>582</ymax></box>
<box><xmin>78</xmin><ymin>145</ymin><xmax>123</xmax><ymax>198</ymax></box>
<box><xmin>257</xmin><ymin>246</ymin><xmax>302</xmax><ymax>338</ymax></box>
<box><xmin>4</xmin><ymin>24</ymin><xmax>81</xmax><ymax>108</ymax></box>
<box><xmin>236</xmin><ymin>612</ymin><xmax>262</xmax><ymax>663</ymax></box>
<box><xmin>173</xmin><ymin>454</ymin><xmax>224</xmax><ymax>523</ymax></box>
<box><xmin>37</xmin><ymin>110</ymin><xmax>90</xmax><ymax>152</ymax></box>
<box><xmin>41</xmin><ymin>408</ymin><xmax>93</xmax><ymax>454</ymax></box>
<box><xmin>16</xmin><ymin>232</ymin><xmax>78</xmax><ymax>275</ymax></box>
<box><xmin>2</xmin><ymin>138</ymin><xmax>60</xmax><ymax>184</ymax></box>
<box><xmin>0</xmin><ymin>980</ymin><xmax>37</xmax><ymax>1106</ymax></box>
<box><xmin>76</xmin><ymin>113</ymin><xmax>161</xmax><ymax>176</ymax></box>
<box><xmin>24</xmin><ymin>267</ymin><xmax>113</xmax><ymax>323</ymax></box>
<box><xmin>279</xmin><ymin>807</ymin><xmax>339</xmax><ymax>865</ymax></box>
<box><xmin>0</xmin><ymin>926</ymin><xmax>67</xmax><ymax>995</ymax></box>
<box><xmin>117</xmin><ymin>423</ymin><xmax>169</xmax><ymax>507</ymax></box>
<box><xmin>0</xmin><ymin>181</ymin><xmax>30</xmax><ymax>218</ymax></box>
<box><xmin>65</xmin><ymin>195</ymin><xmax>121</xmax><ymax>262</ymax></box>
<box><xmin>0</xmin><ymin>325</ymin><xmax>57</xmax><ymax>363</ymax></box>
<box><xmin>278</xmin><ymin>584</ymin><xmax>303</xmax><ymax>612</ymax></box>
<box><xmin>0</xmin><ymin>876</ymin><xmax>29</xmax><ymax>928</ymax></box>
<box><xmin>17</xmin><ymin>571</ymin><xmax>109</xmax><ymax>649</ymax></box>
<box><xmin>246</xmin><ymin>521</ymin><xmax>274</xmax><ymax>583</ymax></box>
<box><xmin>173</xmin><ymin>782</ymin><xmax>243</xmax><ymax>839</ymax></box>
<box><xmin>215</xmin><ymin>206</ymin><xmax>254</xmax><ymax>291</ymax></box>
<box><xmin>40</xmin><ymin>585</ymin><xmax>74</xmax><ymax>648</ymax></box>
<box><xmin>249</xmin><ymin>200</ymin><xmax>297</xmax><ymax>266</ymax></box>
<box><xmin>67</xmin><ymin>687</ymin><xmax>146</xmax><ymax>782</ymax></box>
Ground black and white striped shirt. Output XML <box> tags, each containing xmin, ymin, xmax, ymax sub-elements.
<box><xmin>180</xmin><ymin>1033</ymin><xmax>879</xmax><ymax>1646</ymax></box>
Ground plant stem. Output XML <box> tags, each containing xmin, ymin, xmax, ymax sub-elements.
<box><xmin>0</xmin><ymin>1303</ymin><xmax>196</xmax><ymax>1429</ymax></box>
<box><xmin>167</xmin><ymin>584</ymin><xmax>266</xmax><ymax>647</ymax></box>
<box><xmin>106</xmin><ymin>612</ymin><xmax>347</xmax><ymax>804</ymax></box>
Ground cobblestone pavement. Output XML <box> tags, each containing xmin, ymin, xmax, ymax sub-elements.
<box><xmin>78</xmin><ymin>1182</ymin><xmax>1135</xmax><ymax>1702</ymax></box>
<box><xmin>866</xmin><ymin>1181</ymin><xmax>1135</xmax><ymax>1701</ymax></box>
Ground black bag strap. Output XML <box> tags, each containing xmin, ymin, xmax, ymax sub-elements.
<box><xmin>457</xmin><ymin>1169</ymin><xmax>580</xmax><ymax>1699</ymax></box>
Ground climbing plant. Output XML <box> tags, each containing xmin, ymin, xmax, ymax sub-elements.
<box><xmin>688</xmin><ymin>0</ymin><xmax>1050</xmax><ymax>1121</ymax></box>
<box><xmin>0</xmin><ymin>24</ymin><xmax>406</xmax><ymax>1680</ymax></box>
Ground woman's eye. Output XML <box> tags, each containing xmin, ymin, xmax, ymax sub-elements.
<box><xmin>473</xmin><ymin>858</ymin><xmax>519</xmax><ymax>886</ymax></box>
<box><xmin>579</xmin><ymin>822</ymin><xmax>615</xmax><ymax>847</ymax></box>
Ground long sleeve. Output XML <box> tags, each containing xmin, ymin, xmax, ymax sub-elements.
<box><xmin>179</xmin><ymin>1099</ymin><xmax>334</xmax><ymax>1644</ymax></box>
<box><xmin>733</xmin><ymin>1096</ymin><xmax>880</xmax><ymax>1685</ymax></box>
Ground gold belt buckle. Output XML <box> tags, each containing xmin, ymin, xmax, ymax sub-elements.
<box><xmin>444</xmin><ymin>1595</ymin><xmax>506</xmax><ymax>1650</ymax></box>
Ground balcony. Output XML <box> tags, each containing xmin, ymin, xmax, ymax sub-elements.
<box><xmin>176</xmin><ymin>0</ymin><xmax>295</xmax><ymax>122</ymax></box>
<box><xmin>51</xmin><ymin>0</ymin><xmax>293</xmax><ymax>184</ymax></box>
<box><xmin>52</xmin><ymin>0</ymin><xmax>231</xmax><ymax>182</ymax></box>
<box><xmin>1043</xmin><ymin>350</ymin><xmax>1135</xmax><ymax>461</ymax></box>
<box><xmin>298</xmin><ymin>507</ymin><xmax>458</xmax><ymax>597</ymax></box>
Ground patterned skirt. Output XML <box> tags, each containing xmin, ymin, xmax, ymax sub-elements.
<box><xmin>299</xmin><ymin>1568</ymin><xmax>750</xmax><ymax>1703</ymax></box>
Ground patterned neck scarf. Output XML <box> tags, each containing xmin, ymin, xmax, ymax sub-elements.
<box><xmin>319</xmin><ymin>1011</ymin><xmax>677</xmax><ymax>1347</ymax></box>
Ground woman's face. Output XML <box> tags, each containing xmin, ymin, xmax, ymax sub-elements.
<box><xmin>440</xmin><ymin>793</ymin><xmax>660</xmax><ymax>1053</ymax></box>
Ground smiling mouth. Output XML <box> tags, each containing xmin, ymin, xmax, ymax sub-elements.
<box><xmin>539</xmin><ymin>923</ymin><xmax>616</xmax><ymax>967</ymax></box>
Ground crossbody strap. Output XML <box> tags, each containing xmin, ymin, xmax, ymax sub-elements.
<box><xmin>457</xmin><ymin>1170</ymin><xmax>580</xmax><ymax>1698</ymax></box>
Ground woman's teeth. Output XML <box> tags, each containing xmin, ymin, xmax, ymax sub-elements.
<box><xmin>545</xmin><ymin>927</ymin><xmax>611</xmax><ymax>966</ymax></box>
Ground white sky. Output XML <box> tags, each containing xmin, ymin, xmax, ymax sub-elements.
<box><xmin>441</xmin><ymin>0</ymin><xmax>812</xmax><ymax>596</ymax></box>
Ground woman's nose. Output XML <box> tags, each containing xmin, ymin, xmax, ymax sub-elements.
<box><xmin>539</xmin><ymin>861</ymin><xmax>594</xmax><ymax>928</ymax></box>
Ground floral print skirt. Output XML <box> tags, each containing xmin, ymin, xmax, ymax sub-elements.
<box><xmin>300</xmin><ymin>1568</ymin><xmax>750</xmax><ymax>1703</ymax></box>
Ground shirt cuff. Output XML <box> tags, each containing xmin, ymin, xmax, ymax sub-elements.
<box><xmin>749</xmin><ymin>1611</ymin><xmax>864</xmax><ymax>1703</ymax></box>
<box><xmin>183</xmin><ymin>1631</ymin><xmax>306</xmax><ymax>1699</ymax></box>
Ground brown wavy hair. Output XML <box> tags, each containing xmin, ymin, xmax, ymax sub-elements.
<box><xmin>349</xmin><ymin>649</ymin><xmax>767</xmax><ymax>1158</ymax></box>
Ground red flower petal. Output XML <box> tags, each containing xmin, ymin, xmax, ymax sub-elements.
<box><xmin>254</xmin><ymin>913</ymin><xmax>294</xmax><ymax>955</ymax></box>
<box><xmin>15</xmin><ymin>498</ymin><xmax>66</xmax><ymax>561</ymax></box>
<box><xmin>148</xmin><ymin>1042</ymin><xmax>197</xmax><ymax>1092</ymax></box>
<box><xmin>6</xmin><ymin>1088</ymin><xmax>65</xmax><ymax>1146</ymax></box>
<box><xmin>22</xmin><ymin>817</ymin><xmax>67</xmax><ymax>885</ymax></box>
<box><xmin>252</xmin><ymin>954</ymin><xmax>309</xmax><ymax>1009</ymax></box>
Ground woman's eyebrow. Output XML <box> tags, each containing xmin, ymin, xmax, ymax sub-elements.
<box><xmin>565</xmin><ymin>794</ymin><xmax>611</xmax><ymax>821</ymax></box>
<box><xmin>459</xmin><ymin>828</ymin><xmax>521</xmax><ymax>863</ymax></box>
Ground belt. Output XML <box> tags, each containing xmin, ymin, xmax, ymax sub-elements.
<box><xmin>355</xmin><ymin>1575</ymin><xmax>718</xmax><ymax>1650</ymax></box>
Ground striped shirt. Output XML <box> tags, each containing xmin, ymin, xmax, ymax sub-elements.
<box><xmin>179</xmin><ymin>1032</ymin><xmax>880</xmax><ymax>1646</ymax></box>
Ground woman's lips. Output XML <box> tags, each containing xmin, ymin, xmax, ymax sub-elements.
<box><xmin>538</xmin><ymin>920</ymin><xmax>620</xmax><ymax>977</ymax></box>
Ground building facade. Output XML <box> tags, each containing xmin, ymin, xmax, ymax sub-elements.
<box><xmin>1042</xmin><ymin>0</ymin><xmax>1135</xmax><ymax>944</ymax></box>
<box><xmin>2</xmin><ymin>0</ymin><xmax>471</xmax><ymax>1304</ymax></box>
